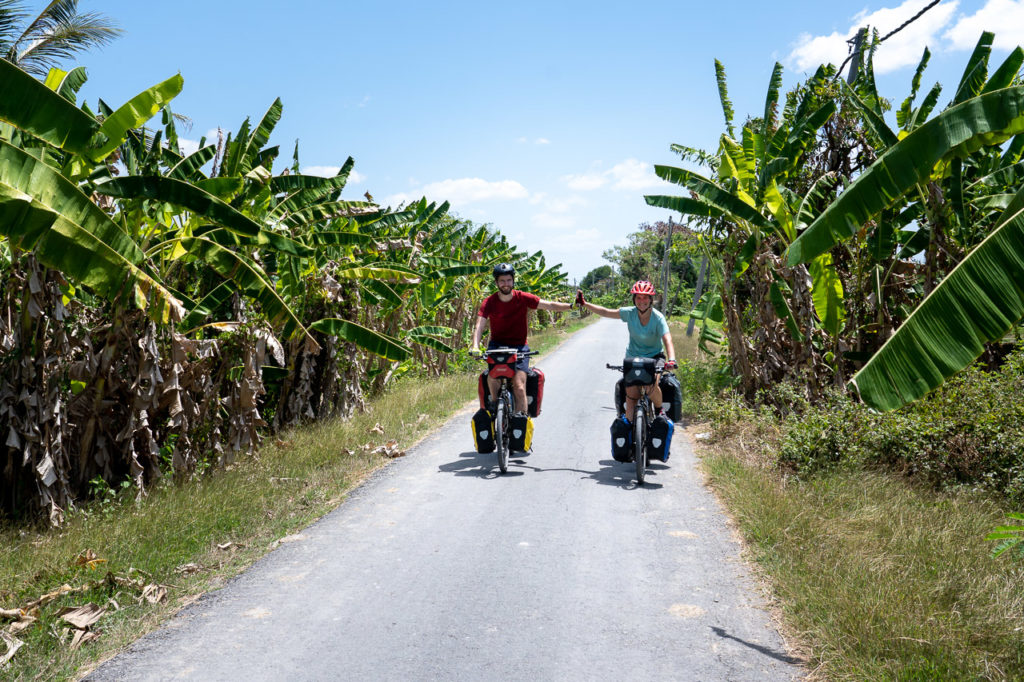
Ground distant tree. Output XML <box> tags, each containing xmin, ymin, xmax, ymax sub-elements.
<box><xmin>0</xmin><ymin>0</ymin><xmax>121</xmax><ymax>77</ymax></box>
<box><xmin>601</xmin><ymin>220</ymin><xmax>702</xmax><ymax>313</ymax></box>
<box><xmin>580</xmin><ymin>264</ymin><xmax>612</xmax><ymax>289</ymax></box>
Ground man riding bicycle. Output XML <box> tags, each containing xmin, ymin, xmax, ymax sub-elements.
<box><xmin>575</xmin><ymin>280</ymin><xmax>676</xmax><ymax>420</ymax></box>
<box><xmin>471</xmin><ymin>263</ymin><xmax>573</xmax><ymax>417</ymax></box>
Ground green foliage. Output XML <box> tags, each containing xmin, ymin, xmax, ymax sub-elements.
<box><xmin>777</xmin><ymin>346</ymin><xmax>1024</xmax><ymax>503</ymax></box>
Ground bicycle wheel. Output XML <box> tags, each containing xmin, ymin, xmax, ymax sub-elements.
<box><xmin>495</xmin><ymin>392</ymin><xmax>509</xmax><ymax>473</ymax></box>
<box><xmin>633</xmin><ymin>402</ymin><xmax>647</xmax><ymax>485</ymax></box>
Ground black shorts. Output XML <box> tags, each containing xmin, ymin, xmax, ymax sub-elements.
<box><xmin>487</xmin><ymin>342</ymin><xmax>531</xmax><ymax>373</ymax></box>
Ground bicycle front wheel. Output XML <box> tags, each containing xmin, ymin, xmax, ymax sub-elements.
<box><xmin>495</xmin><ymin>395</ymin><xmax>509</xmax><ymax>473</ymax></box>
<box><xmin>633</xmin><ymin>403</ymin><xmax>647</xmax><ymax>485</ymax></box>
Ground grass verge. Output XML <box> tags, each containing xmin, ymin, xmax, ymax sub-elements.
<box><xmin>0</xmin><ymin>315</ymin><xmax>593</xmax><ymax>681</ymax></box>
<box><xmin>697</xmin><ymin>431</ymin><xmax>1024</xmax><ymax>680</ymax></box>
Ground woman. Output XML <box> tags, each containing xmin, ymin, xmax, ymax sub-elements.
<box><xmin>575</xmin><ymin>280</ymin><xmax>676</xmax><ymax>421</ymax></box>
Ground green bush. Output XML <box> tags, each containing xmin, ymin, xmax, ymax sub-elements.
<box><xmin>773</xmin><ymin>347</ymin><xmax>1024</xmax><ymax>503</ymax></box>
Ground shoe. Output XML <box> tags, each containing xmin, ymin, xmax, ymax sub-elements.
<box><xmin>513</xmin><ymin>411</ymin><xmax>528</xmax><ymax>419</ymax></box>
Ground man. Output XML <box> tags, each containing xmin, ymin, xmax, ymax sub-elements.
<box><xmin>471</xmin><ymin>263</ymin><xmax>572</xmax><ymax>416</ymax></box>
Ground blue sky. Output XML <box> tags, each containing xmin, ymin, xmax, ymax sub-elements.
<box><xmin>65</xmin><ymin>0</ymin><xmax>1024</xmax><ymax>281</ymax></box>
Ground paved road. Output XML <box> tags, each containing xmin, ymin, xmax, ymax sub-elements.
<box><xmin>89</xmin><ymin>319</ymin><xmax>803</xmax><ymax>681</ymax></box>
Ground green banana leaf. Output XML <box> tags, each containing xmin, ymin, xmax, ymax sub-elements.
<box><xmin>309</xmin><ymin>318</ymin><xmax>410</xmax><ymax>362</ymax></box>
<box><xmin>92</xmin><ymin>74</ymin><xmax>184</xmax><ymax>161</ymax></box>
<box><xmin>788</xmin><ymin>86</ymin><xmax>1024</xmax><ymax>266</ymax></box>
<box><xmin>94</xmin><ymin>176</ymin><xmax>262</xmax><ymax>237</ymax></box>
<box><xmin>809</xmin><ymin>253</ymin><xmax>846</xmax><ymax>337</ymax></box>
<box><xmin>0</xmin><ymin>185</ymin><xmax>183</xmax><ymax>323</ymax></box>
<box><xmin>849</xmin><ymin>192</ymin><xmax>1024</xmax><ymax>411</ymax></box>
<box><xmin>0</xmin><ymin>58</ymin><xmax>102</xmax><ymax>153</ymax></box>
<box><xmin>179</xmin><ymin>236</ymin><xmax>313</xmax><ymax>341</ymax></box>
<box><xmin>651</xmin><ymin>166</ymin><xmax>771</xmax><ymax>231</ymax></box>
<box><xmin>714</xmin><ymin>59</ymin><xmax>736</xmax><ymax>139</ymax></box>
<box><xmin>168</xmin><ymin>145</ymin><xmax>216</xmax><ymax>180</ymax></box>
<box><xmin>333</xmin><ymin>265</ymin><xmax>421</xmax><ymax>283</ymax></box>
<box><xmin>43</xmin><ymin>66</ymin><xmax>89</xmax><ymax>103</ymax></box>
<box><xmin>644</xmin><ymin>194</ymin><xmax>725</xmax><ymax>220</ymax></box>
<box><xmin>952</xmin><ymin>32</ymin><xmax>993</xmax><ymax>105</ymax></box>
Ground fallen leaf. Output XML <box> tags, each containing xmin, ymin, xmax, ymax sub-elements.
<box><xmin>69</xmin><ymin>628</ymin><xmax>99</xmax><ymax>650</ymax></box>
<box><xmin>175</xmin><ymin>563</ymin><xmax>201</xmax><ymax>575</ymax></box>
<box><xmin>140</xmin><ymin>584</ymin><xmax>167</xmax><ymax>604</ymax></box>
<box><xmin>217</xmin><ymin>542</ymin><xmax>235</xmax><ymax>551</ymax></box>
<box><xmin>0</xmin><ymin>631</ymin><xmax>23</xmax><ymax>666</ymax></box>
<box><xmin>74</xmin><ymin>549</ymin><xmax>107</xmax><ymax>571</ymax></box>
<box><xmin>58</xmin><ymin>603</ymin><xmax>105</xmax><ymax>629</ymax></box>
<box><xmin>8</xmin><ymin>616</ymin><xmax>35</xmax><ymax>634</ymax></box>
<box><xmin>370</xmin><ymin>423</ymin><xmax>385</xmax><ymax>435</ymax></box>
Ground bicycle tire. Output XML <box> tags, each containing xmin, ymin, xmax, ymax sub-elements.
<box><xmin>634</xmin><ymin>402</ymin><xmax>647</xmax><ymax>485</ymax></box>
<box><xmin>495</xmin><ymin>391</ymin><xmax>509</xmax><ymax>473</ymax></box>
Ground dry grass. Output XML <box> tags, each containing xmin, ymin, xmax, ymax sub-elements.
<box><xmin>699</xmin><ymin>438</ymin><xmax>1024</xmax><ymax>680</ymax></box>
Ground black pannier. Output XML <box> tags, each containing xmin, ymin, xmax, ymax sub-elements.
<box><xmin>622</xmin><ymin>357</ymin><xmax>658</xmax><ymax>387</ymax></box>
<box><xmin>659</xmin><ymin>373</ymin><xmax>682</xmax><ymax>423</ymax></box>
<box><xmin>610</xmin><ymin>415</ymin><xmax>632</xmax><ymax>462</ymax></box>
<box><xmin>471</xmin><ymin>408</ymin><xmax>495</xmax><ymax>453</ymax></box>
<box><xmin>647</xmin><ymin>413</ymin><xmax>675</xmax><ymax>462</ymax></box>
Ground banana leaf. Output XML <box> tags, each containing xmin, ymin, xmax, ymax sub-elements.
<box><xmin>787</xmin><ymin>86</ymin><xmax>1024</xmax><ymax>266</ymax></box>
<box><xmin>169</xmin><ymin>145</ymin><xmax>217</xmax><ymax>180</ymax></box>
<box><xmin>180</xmin><ymin>236</ymin><xmax>314</xmax><ymax>343</ymax></box>
<box><xmin>952</xmin><ymin>32</ymin><xmax>993</xmax><ymax>105</ymax></box>
<box><xmin>809</xmin><ymin>253</ymin><xmax>846</xmax><ymax>337</ymax></box>
<box><xmin>0</xmin><ymin>185</ymin><xmax>183</xmax><ymax>323</ymax></box>
<box><xmin>43</xmin><ymin>66</ymin><xmax>89</xmax><ymax>103</ymax></box>
<box><xmin>94</xmin><ymin>176</ymin><xmax>262</xmax><ymax>237</ymax></box>
<box><xmin>644</xmin><ymin>194</ymin><xmax>725</xmax><ymax>220</ymax></box>
<box><xmin>0</xmin><ymin>58</ymin><xmax>102</xmax><ymax>153</ymax></box>
<box><xmin>309</xmin><ymin>318</ymin><xmax>410</xmax><ymax>362</ymax></box>
<box><xmin>849</xmin><ymin>191</ymin><xmax>1024</xmax><ymax>411</ymax></box>
<box><xmin>92</xmin><ymin>74</ymin><xmax>184</xmax><ymax>161</ymax></box>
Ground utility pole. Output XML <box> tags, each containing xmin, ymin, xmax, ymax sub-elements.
<box><xmin>686</xmin><ymin>256</ymin><xmax>708</xmax><ymax>338</ymax></box>
<box><xmin>660</xmin><ymin>217</ymin><xmax>674</xmax><ymax>314</ymax></box>
<box><xmin>846</xmin><ymin>27</ymin><xmax>868</xmax><ymax>84</ymax></box>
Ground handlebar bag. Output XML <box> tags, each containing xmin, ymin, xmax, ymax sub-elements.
<box><xmin>486</xmin><ymin>352</ymin><xmax>517</xmax><ymax>379</ymax></box>
<box><xmin>622</xmin><ymin>357</ymin><xmax>658</xmax><ymax>387</ymax></box>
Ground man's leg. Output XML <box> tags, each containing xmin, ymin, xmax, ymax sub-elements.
<box><xmin>486</xmin><ymin>375</ymin><xmax>501</xmax><ymax>406</ymax></box>
<box><xmin>651</xmin><ymin>374</ymin><xmax>663</xmax><ymax>411</ymax></box>
<box><xmin>512</xmin><ymin>370</ymin><xmax>528</xmax><ymax>414</ymax></box>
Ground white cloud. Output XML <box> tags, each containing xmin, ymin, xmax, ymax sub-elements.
<box><xmin>178</xmin><ymin>137</ymin><xmax>201</xmax><ymax>156</ymax></box>
<box><xmin>531</xmin><ymin>212</ymin><xmax>578</xmax><ymax>229</ymax></box>
<box><xmin>608</xmin><ymin>159</ymin><xmax>663</xmax><ymax>191</ymax></box>
<box><xmin>786</xmin><ymin>0</ymin><xmax>960</xmax><ymax>74</ymax></box>
<box><xmin>533</xmin><ymin>227</ymin><xmax>605</xmax><ymax>251</ymax></box>
<box><xmin>945</xmin><ymin>0</ymin><xmax>1024</xmax><ymax>50</ymax></box>
<box><xmin>383</xmin><ymin>177</ymin><xmax>528</xmax><ymax>207</ymax></box>
<box><xmin>562</xmin><ymin>159</ymin><xmax>662</xmax><ymax>192</ymax></box>
<box><xmin>563</xmin><ymin>172</ymin><xmax>608</xmax><ymax>191</ymax></box>
<box><xmin>535</xmin><ymin>137</ymin><xmax>551</xmax><ymax>145</ymax></box>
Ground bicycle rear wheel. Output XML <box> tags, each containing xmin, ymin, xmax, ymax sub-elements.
<box><xmin>633</xmin><ymin>402</ymin><xmax>647</xmax><ymax>485</ymax></box>
<box><xmin>495</xmin><ymin>392</ymin><xmax>509</xmax><ymax>473</ymax></box>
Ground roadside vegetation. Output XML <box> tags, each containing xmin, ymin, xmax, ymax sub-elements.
<box><xmin>0</xmin><ymin>317</ymin><xmax>592</xmax><ymax>681</ymax></box>
<box><xmin>574</xmin><ymin>23</ymin><xmax>1024</xmax><ymax>681</ymax></box>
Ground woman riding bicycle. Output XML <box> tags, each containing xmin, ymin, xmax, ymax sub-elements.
<box><xmin>575</xmin><ymin>280</ymin><xmax>676</xmax><ymax>421</ymax></box>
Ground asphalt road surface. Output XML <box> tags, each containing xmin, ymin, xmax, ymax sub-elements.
<box><xmin>88</xmin><ymin>318</ymin><xmax>803</xmax><ymax>681</ymax></box>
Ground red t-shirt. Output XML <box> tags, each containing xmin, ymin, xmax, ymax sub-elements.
<box><xmin>479</xmin><ymin>290</ymin><xmax>540</xmax><ymax>346</ymax></box>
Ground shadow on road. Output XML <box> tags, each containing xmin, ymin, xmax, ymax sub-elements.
<box><xmin>710</xmin><ymin>626</ymin><xmax>803</xmax><ymax>665</ymax></box>
<box><xmin>437</xmin><ymin>451</ymin><xmax>525</xmax><ymax>478</ymax></box>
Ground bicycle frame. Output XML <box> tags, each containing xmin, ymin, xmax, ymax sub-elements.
<box><xmin>479</xmin><ymin>347</ymin><xmax>535</xmax><ymax>474</ymax></box>
<box><xmin>607</xmin><ymin>359</ymin><xmax>663</xmax><ymax>485</ymax></box>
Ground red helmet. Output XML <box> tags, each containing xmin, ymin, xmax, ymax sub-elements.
<box><xmin>630</xmin><ymin>280</ymin><xmax>655</xmax><ymax>296</ymax></box>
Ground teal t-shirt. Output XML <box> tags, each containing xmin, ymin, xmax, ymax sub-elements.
<box><xmin>618</xmin><ymin>307</ymin><xmax>669</xmax><ymax>358</ymax></box>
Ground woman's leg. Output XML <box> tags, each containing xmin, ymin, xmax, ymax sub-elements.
<box><xmin>625</xmin><ymin>385</ymin><xmax>640</xmax><ymax>421</ymax></box>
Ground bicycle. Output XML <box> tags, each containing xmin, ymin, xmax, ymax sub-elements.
<box><xmin>476</xmin><ymin>347</ymin><xmax>537</xmax><ymax>474</ymax></box>
<box><xmin>606</xmin><ymin>357</ymin><xmax>672</xmax><ymax>485</ymax></box>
